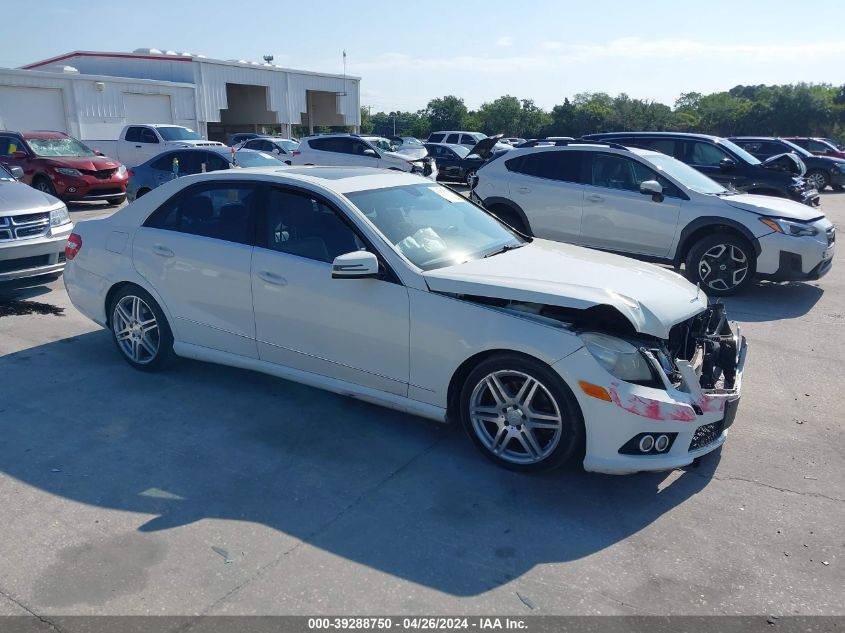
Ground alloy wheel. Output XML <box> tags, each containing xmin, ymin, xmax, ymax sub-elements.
<box><xmin>698</xmin><ymin>243</ymin><xmax>749</xmax><ymax>292</ymax></box>
<box><xmin>112</xmin><ymin>295</ymin><xmax>160</xmax><ymax>364</ymax></box>
<box><xmin>469</xmin><ymin>370</ymin><xmax>563</xmax><ymax>465</ymax></box>
<box><xmin>806</xmin><ymin>170</ymin><xmax>827</xmax><ymax>190</ymax></box>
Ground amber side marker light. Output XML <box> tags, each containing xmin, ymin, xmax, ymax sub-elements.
<box><xmin>578</xmin><ymin>381</ymin><xmax>612</xmax><ymax>402</ymax></box>
<box><xmin>759</xmin><ymin>218</ymin><xmax>784</xmax><ymax>233</ymax></box>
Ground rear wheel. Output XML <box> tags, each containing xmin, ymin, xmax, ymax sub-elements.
<box><xmin>465</xmin><ymin>169</ymin><xmax>478</xmax><ymax>186</ymax></box>
<box><xmin>460</xmin><ymin>354</ymin><xmax>584</xmax><ymax>472</ymax></box>
<box><xmin>109</xmin><ymin>285</ymin><xmax>175</xmax><ymax>371</ymax></box>
<box><xmin>33</xmin><ymin>176</ymin><xmax>57</xmax><ymax>196</ymax></box>
<box><xmin>684</xmin><ymin>232</ymin><xmax>755</xmax><ymax>296</ymax></box>
<box><xmin>805</xmin><ymin>169</ymin><xmax>829</xmax><ymax>191</ymax></box>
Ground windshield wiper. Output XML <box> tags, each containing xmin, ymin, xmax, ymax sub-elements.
<box><xmin>482</xmin><ymin>242</ymin><xmax>526</xmax><ymax>258</ymax></box>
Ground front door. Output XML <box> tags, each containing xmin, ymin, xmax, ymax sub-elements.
<box><xmin>684</xmin><ymin>140</ymin><xmax>747</xmax><ymax>190</ymax></box>
<box><xmin>251</xmin><ymin>186</ymin><xmax>410</xmax><ymax>396</ymax></box>
<box><xmin>132</xmin><ymin>180</ymin><xmax>259</xmax><ymax>358</ymax></box>
<box><xmin>579</xmin><ymin>152</ymin><xmax>682</xmax><ymax>257</ymax></box>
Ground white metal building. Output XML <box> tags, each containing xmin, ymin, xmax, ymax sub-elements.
<box><xmin>0</xmin><ymin>49</ymin><xmax>361</xmax><ymax>147</ymax></box>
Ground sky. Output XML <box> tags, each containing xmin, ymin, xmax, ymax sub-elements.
<box><xmin>3</xmin><ymin>0</ymin><xmax>844</xmax><ymax>113</ymax></box>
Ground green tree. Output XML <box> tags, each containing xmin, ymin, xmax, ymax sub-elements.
<box><xmin>426</xmin><ymin>95</ymin><xmax>469</xmax><ymax>131</ymax></box>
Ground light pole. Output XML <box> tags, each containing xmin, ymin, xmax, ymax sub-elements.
<box><xmin>389</xmin><ymin>111</ymin><xmax>397</xmax><ymax>136</ymax></box>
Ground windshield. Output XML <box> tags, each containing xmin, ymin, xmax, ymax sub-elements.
<box><xmin>719</xmin><ymin>139</ymin><xmax>761</xmax><ymax>165</ymax></box>
<box><xmin>28</xmin><ymin>137</ymin><xmax>95</xmax><ymax>157</ymax></box>
<box><xmin>401</xmin><ymin>138</ymin><xmax>423</xmax><ymax>146</ymax></box>
<box><xmin>157</xmin><ymin>127</ymin><xmax>202</xmax><ymax>141</ymax></box>
<box><xmin>234</xmin><ymin>151</ymin><xmax>284</xmax><ymax>167</ymax></box>
<box><xmin>644</xmin><ymin>152</ymin><xmax>728</xmax><ymax>195</ymax></box>
<box><xmin>345</xmin><ymin>183</ymin><xmax>525</xmax><ymax>271</ymax></box>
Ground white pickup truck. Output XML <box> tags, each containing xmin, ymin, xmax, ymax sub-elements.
<box><xmin>116</xmin><ymin>124</ymin><xmax>225</xmax><ymax>167</ymax></box>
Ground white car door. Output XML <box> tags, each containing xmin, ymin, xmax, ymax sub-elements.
<box><xmin>506</xmin><ymin>150</ymin><xmax>585</xmax><ymax>243</ymax></box>
<box><xmin>251</xmin><ymin>186</ymin><xmax>410</xmax><ymax>396</ymax></box>
<box><xmin>132</xmin><ymin>180</ymin><xmax>259</xmax><ymax>358</ymax></box>
<box><xmin>578</xmin><ymin>152</ymin><xmax>681</xmax><ymax>257</ymax></box>
<box><xmin>135</xmin><ymin>127</ymin><xmax>164</xmax><ymax>165</ymax></box>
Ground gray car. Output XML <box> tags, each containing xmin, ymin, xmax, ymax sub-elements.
<box><xmin>126</xmin><ymin>147</ymin><xmax>284</xmax><ymax>202</ymax></box>
<box><xmin>238</xmin><ymin>136</ymin><xmax>299</xmax><ymax>162</ymax></box>
<box><xmin>0</xmin><ymin>163</ymin><xmax>73</xmax><ymax>282</ymax></box>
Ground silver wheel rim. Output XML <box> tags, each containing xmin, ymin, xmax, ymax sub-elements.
<box><xmin>698</xmin><ymin>243</ymin><xmax>748</xmax><ymax>291</ymax></box>
<box><xmin>113</xmin><ymin>295</ymin><xmax>160</xmax><ymax>364</ymax></box>
<box><xmin>36</xmin><ymin>180</ymin><xmax>51</xmax><ymax>193</ymax></box>
<box><xmin>466</xmin><ymin>170</ymin><xmax>477</xmax><ymax>185</ymax></box>
<box><xmin>807</xmin><ymin>171</ymin><xmax>826</xmax><ymax>189</ymax></box>
<box><xmin>469</xmin><ymin>370</ymin><xmax>563</xmax><ymax>465</ymax></box>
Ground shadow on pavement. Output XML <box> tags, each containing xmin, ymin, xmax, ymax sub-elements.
<box><xmin>723</xmin><ymin>280</ymin><xmax>824</xmax><ymax>322</ymax></box>
<box><xmin>1</xmin><ymin>330</ymin><xmax>720</xmax><ymax>597</ymax></box>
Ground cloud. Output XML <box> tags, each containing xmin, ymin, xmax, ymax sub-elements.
<box><xmin>540</xmin><ymin>41</ymin><xmax>562</xmax><ymax>51</ymax></box>
<box><xmin>496</xmin><ymin>36</ymin><xmax>513</xmax><ymax>47</ymax></box>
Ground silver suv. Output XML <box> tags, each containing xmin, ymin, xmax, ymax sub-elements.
<box><xmin>473</xmin><ymin>139</ymin><xmax>835</xmax><ymax>295</ymax></box>
<box><xmin>0</xmin><ymin>163</ymin><xmax>73</xmax><ymax>282</ymax></box>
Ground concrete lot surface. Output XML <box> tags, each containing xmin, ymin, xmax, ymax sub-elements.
<box><xmin>0</xmin><ymin>194</ymin><xmax>843</xmax><ymax>620</ymax></box>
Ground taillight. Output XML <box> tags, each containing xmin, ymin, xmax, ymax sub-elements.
<box><xmin>65</xmin><ymin>233</ymin><xmax>82</xmax><ymax>260</ymax></box>
<box><xmin>292</xmin><ymin>151</ymin><xmax>300</xmax><ymax>157</ymax></box>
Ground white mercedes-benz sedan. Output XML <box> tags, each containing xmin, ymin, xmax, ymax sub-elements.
<box><xmin>63</xmin><ymin>166</ymin><xmax>746</xmax><ymax>474</ymax></box>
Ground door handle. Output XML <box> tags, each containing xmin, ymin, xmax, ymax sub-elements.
<box><xmin>586</xmin><ymin>194</ymin><xmax>604</xmax><ymax>203</ymax></box>
<box><xmin>135</xmin><ymin>145</ymin><xmax>142</xmax><ymax>148</ymax></box>
<box><xmin>152</xmin><ymin>244</ymin><xmax>174</xmax><ymax>257</ymax></box>
<box><xmin>258</xmin><ymin>270</ymin><xmax>287</xmax><ymax>286</ymax></box>
<box><xmin>515</xmin><ymin>186</ymin><xmax>531</xmax><ymax>193</ymax></box>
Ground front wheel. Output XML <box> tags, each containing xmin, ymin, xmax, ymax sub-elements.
<box><xmin>33</xmin><ymin>176</ymin><xmax>57</xmax><ymax>197</ymax></box>
<box><xmin>464</xmin><ymin>169</ymin><xmax>477</xmax><ymax>186</ymax></box>
<box><xmin>684</xmin><ymin>233</ymin><xmax>756</xmax><ymax>296</ymax></box>
<box><xmin>460</xmin><ymin>354</ymin><xmax>584</xmax><ymax>472</ymax></box>
<box><xmin>109</xmin><ymin>286</ymin><xmax>175</xmax><ymax>371</ymax></box>
<box><xmin>805</xmin><ymin>169</ymin><xmax>829</xmax><ymax>191</ymax></box>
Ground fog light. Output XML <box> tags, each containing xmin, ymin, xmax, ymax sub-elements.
<box><xmin>638</xmin><ymin>435</ymin><xmax>655</xmax><ymax>453</ymax></box>
<box><xmin>655</xmin><ymin>434</ymin><xmax>670</xmax><ymax>452</ymax></box>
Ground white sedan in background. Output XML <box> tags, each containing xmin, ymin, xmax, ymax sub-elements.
<box><xmin>63</xmin><ymin>167</ymin><xmax>745</xmax><ymax>474</ymax></box>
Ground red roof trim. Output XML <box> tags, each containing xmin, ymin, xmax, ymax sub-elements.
<box><xmin>21</xmin><ymin>51</ymin><xmax>194</xmax><ymax>70</ymax></box>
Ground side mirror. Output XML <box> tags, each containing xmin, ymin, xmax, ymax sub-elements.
<box><xmin>94</xmin><ymin>150</ymin><xmax>104</xmax><ymax>156</ymax></box>
<box><xmin>331</xmin><ymin>251</ymin><xmax>380</xmax><ymax>279</ymax></box>
<box><xmin>639</xmin><ymin>179</ymin><xmax>664</xmax><ymax>202</ymax></box>
<box><xmin>12</xmin><ymin>151</ymin><xmax>27</xmax><ymax>159</ymax></box>
<box><xmin>719</xmin><ymin>157</ymin><xmax>736</xmax><ymax>172</ymax></box>
<box><xmin>9</xmin><ymin>165</ymin><xmax>24</xmax><ymax>180</ymax></box>
<box><xmin>363</xmin><ymin>149</ymin><xmax>378</xmax><ymax>157</ymax></box>
<box><xmin>273</xmin><ymin>147</ymin><xmax>281</xmax><ymax>154</ymax></box>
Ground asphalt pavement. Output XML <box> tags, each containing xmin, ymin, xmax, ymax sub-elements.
<box><xmin>0</xmin><ymin>193</ymin><xmax>842</xmax><ymax>620</ymax></box>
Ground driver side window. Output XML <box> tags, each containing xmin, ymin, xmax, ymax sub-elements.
<box><xmin>688</xmin><ymin>142</ymin><xmax>728</xmax><ymax>166</ymax></box>
<box><xmin>139</xmin><ymin>128</ymin><xmax>159</xmax><ymax>144</ymax></box>
<box><xmin>260</xmin><ymin>188</ymin><xmax>366</xmax><ymax>263</ymax></box>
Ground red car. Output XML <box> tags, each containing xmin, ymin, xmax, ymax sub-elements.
<box><xmin>785</xmin><ymin>137</ymin><xmax>845</xmax><ymax>160</ymax></box>
<box><xmin>0</xmin><ymin>131</ymin><xmax>127</xmax><ymax>205</ymax></box>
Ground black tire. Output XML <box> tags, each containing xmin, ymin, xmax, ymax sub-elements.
<box><xmin>488</xmin><ymin>204</ymin><xmax>530</xmax><ymax>235</ymax></box>
<box><xmin>832</xmin><ymin>184</ymin><xmax>844</xmax><ymax>192</ymax></box>
<box><xmin>136</xmin><ymin>188</ymin><xmax>151</xmax><ymax>199</ymax></box>
<box><xmin>107</xmin><ymin>196</ymin><xmax>126</xmax><ymax>206</ymax></box>
<box><xmin>805</xmin><ymin>169</ymin><xmax>829</xmax><ymax>191</ymax></box>
<box><xmin>108</xmin><ymin>285</ymin><xmax>175</xmax><ymax>372</ymax></box>
<box><xmin>460</xmin><ymin>353</ymin><xmax>584</xmax><ymax>473</ymax></box>
<box><xmin>33</xmin><ymin>176</ymin><xmax>57</xmax><ymax>196</ymax></box>
<box><xmin>684</xmin><ymin>232</ymin><xmax>756</xmax><ymax>296</ymax></box>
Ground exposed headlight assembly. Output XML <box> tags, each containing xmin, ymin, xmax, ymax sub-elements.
<box><xmin>50</xmin><ymin>205</ymin><xmax>71</xmax><ymax>227</ymax></box>
<box><xmin>580</xmin><ymin>332</ymin><xmax>655</xmax><ymax>383</ymax></box>
<box><xmin>759</xmin><ymin>216</ymin><xmax>819</xmax><ymax>237</ymax></box>
<box><xmin>117</xmin><ymin>164</ymin><xmax>127</xmax><ymax>176</ymax></box>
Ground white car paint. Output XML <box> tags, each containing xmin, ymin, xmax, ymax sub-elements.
<box><xmin>117</xmin><ymin>124</ymin><xmax>225</xmax><ymax>167</ymax></box>
<box><xmin>63</xmin><ymin>166</ymin><xmax>744</xmax><ymax>474</ymax></box>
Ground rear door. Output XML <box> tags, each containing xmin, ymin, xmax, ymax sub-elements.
<box><xmin>132</xmin><ymin>180</ymin><xmax>259</xmax><ymax>358</ymax></box>
<box><xmin>505</xmin><ymin>150</ymin><xmax>585</xmax><ymax>243</ymax></box>
<box><xmin>579</xmin><ymin>152</ymin><xmax>682</xmax><ymax>257</ymax></box>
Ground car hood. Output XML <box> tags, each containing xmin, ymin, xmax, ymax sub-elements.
<box><xmin>39</xmin><ymin>156</ymin><xmax>121</xmax><ymax>170</ymax></box>
<box><xmin>762</xmin><ymin>152</ymin><xmax>805</xmax><ymax>176</ymax></box>
<box><xmin>423</xmin><ymin>239</ymin><xmax>707</xmax><ymax>339</ymax></box>
<box><xmin>722</xmin><ymin>193</ymin><xmax>825</xmax><ymax>220</ymax></box>
<box><xmin>392</xmin><ymin>146</ymin><xmax>428</xmax><ymax>160</ymax></box>
<box><xmin>0</xmin><ymin>181</ymin><xmax>63</xmax><ymax>215</ymax></box>
<box><xmin>468</xmin><ymin>134</ymin><xmax>505</xmax><ymax>160</ymax></box>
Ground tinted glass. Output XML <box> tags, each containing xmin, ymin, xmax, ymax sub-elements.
<box><xmin>261</xmin><ymin>188</ymin><xmax>365</xmax><ymax>262</ymax></box>
<box><xmin>151</xmin><ymin>152</ymin><xmax>178</xmax><ymax>170</ymax></box>
<box><xmin>157</xmin><ymin>127</ymin><xmax>202</xmax><ymax>141</ymax></box>
<box><xmin>687</xmin><ymin>141</ymin><xmax>729</xmax><ymax>166</ymax></box>
<box><xmin>0</xmin><ymin>136</ymin><xmax>21</xmax><ymax>157</ymax></box>
<box><xmin>139</xmin><ymin>128</ymin><xmax>159</xmax><ymax>144</ymax></box>
<box><xmin>428</xmin><ymin>134</ymin><xmax>445</xmax><ymax>143</ymax></box>
<box><xmin>508</xmin><ymin>151</ymin><xmax>582</xmax><ymax>183</ymax></box>
<box><xmin>144</xmin><ymin>183</ymin><xmax>258</xmax><ymax>245</ymax></box>
<box><xmin>234</xmin><ymin>151</ymin><xmax>282</xmax><ymax>167</ymax></box>
<box><xmin>125</xmin><ymin>127</ymin><xmax>142</xmax><ymax>142</ymax></box>
<box><xmin>808</xmin><ymin>139</ymin><xmax>832</xmax><ymax>152</ymax></box>
<box><xmin>445</xmin><ymin>134</ymin><xmax>461</xmax><ymax>144</ymax></box>
<box><xmin>205</xmin><ymin>152</ymin><xmax>230</xmax><ymax>171</ymax></box>
<box><xmin>176</xmin><ymin>152</ymin><xmax>205</xmax><ymax>175</ymax></box>
<box><xmin>345</xmin><ymin>183</ymin><xmax>524</xmax><ymax>271</ymax></box>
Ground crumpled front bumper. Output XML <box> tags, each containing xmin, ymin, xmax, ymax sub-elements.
<box><xmin>553</xmin><ymin>314</ymin><xmax>747</xmax><ymax>475</ymax></box>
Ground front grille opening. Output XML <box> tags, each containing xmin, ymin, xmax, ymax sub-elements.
<box><xmin>689</xmin><ymin>420</ymin><xmax>725</xmax><ymax>451</ymax></box>
<box><xmin>0</xmin><ymin>255</ymin><xmax>50</xmax><ymax>274</ymax></box>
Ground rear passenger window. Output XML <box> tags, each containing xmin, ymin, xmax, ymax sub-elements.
<box><xmin>461</xmin><ymin>135</ymin><xmax>478</xmax><ymax>145</ymax></box>
<box><xmin>428</xmin><ymin>134</ymin><xmax>445</xmax><ymax>143</ymax></box>
<box><xmin>445</xmin><ymin>134</ymin><xmax>461</xmax><ymax>144</ymax></box>
<box><xmin>507</xmin><ymin>151</ymin><xmax>582</xmax><ymax>183</ymax></box>
<box><xmin>144</xmin><ymin>183</ymin><xmax>258</xmax><ymax>246</ymax></box>
<box><xmin>260</xmin><ymin>188</ymin><xmax>366</xmax><ymax>263</ymax></box>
